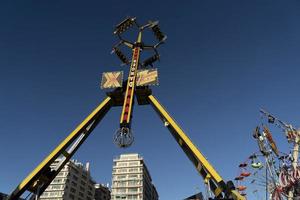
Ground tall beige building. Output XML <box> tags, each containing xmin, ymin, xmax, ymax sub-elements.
<box><xmin>111</xmin><ymin>153</ymin><xmax>158</xmax><ymax>200</ymax></box>
<box><xmin>39</xmin><ymin>158</ymin><xmax>110</xmax><ymax>200</ymax></box>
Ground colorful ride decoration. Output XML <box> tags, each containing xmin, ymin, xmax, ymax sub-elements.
<box><xmin>277</xmin><ymin>166</ymin><xmax>300</xmax><ymax>197</ymax></box>
<box><xmin>235</xmin><ymin>153</ymin><xmax>267</xmax><ymax>199</ymax></box>
<box><xmin>236</xmin><ymin>109</ymin><xmax>300</xmax><ymax>200</ymax></box>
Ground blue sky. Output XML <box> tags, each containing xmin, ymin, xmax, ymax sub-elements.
<box><xmin>1</xmin><ymin>1</ymin><xmax>300</xmax><ymax>199</ymax></box>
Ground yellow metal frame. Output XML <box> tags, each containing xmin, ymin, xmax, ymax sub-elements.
<box><xmin>8</xmin><ymin>19</ymin><xmax>245</xmax><ymax>199</ymax></box>
<box><xmin>148</xmin><ymin>95</ymin><xmax>245</xmax><ymax>200</ymax></box>
<box><xmin>8</xmin><ymin>97</ymin><xmax>112</xmax><ymax>200</ymax></box>
<box><xmin>8</xmin><ymin>94</ymin><xmax>245</xmax><ymax>200</ymax></box>
<box><xmin>7</xmin><ymin>15</ymin><xmax>248</xmax><ymax>199</ymax></box>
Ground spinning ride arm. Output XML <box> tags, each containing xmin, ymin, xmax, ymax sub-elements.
<box><xmin>119</xmin><ymin>33</ymin><xmax>142</xmax><ymax>130</ymax></box>
<box><xmin>148</xmin><ymin>95</ymin><xmax>245</xmax><ymax>200</ymax></box>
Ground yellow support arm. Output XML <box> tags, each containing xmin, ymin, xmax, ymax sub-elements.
<box><xmin>8</xmin><ymin>97</ymin><xmax>112</xmax><ymax>200</ymax></box>
<box><xmin>148</xmin><ymin>95</ymin><xmax>245</xmax><ymax>200</ymax></box>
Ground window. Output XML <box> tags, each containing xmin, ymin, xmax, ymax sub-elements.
<box><xmin>82</xmin><ymin>174</ymin><xmax>87</xmax><ymax>180</ymax></box>
<box><xmin>41</xmin><ymin>192</ymin><xmax>49</xmax><ymax>197</ymax></box>
<box><xmin>118</xmin><ymin>168</ymin><xmax>127</xmax><ymax>173</ymax></box>
<box><xmin>128</xmin><ymin>168</ymin><xmax>138</xmax><ymax>172</ymax></box>
<box><xmin>116</xmin><ymin>188</ymin><xmax>126</xmax><ymax>193</ymax></box>
<box><xmin>51</xmin><ymin>185</ymin><xmax>61</xmax><ymax>190</ymax></box>
<box><xmin>79</xmin><ymin>186</ymin><xmax>85</xmax><ymax>192</ymax></box>
<box><xmin>72</xmin><ymin>167</ymin><xmax>79</xmax><ymax>174</ymax></box>
<box><xmin>70</xmin><ymin>187</ymin><xmax>76</xmax><ymax>193</ymax></box>
<box><xmin>71</xmin><ymin>181</ymin><xmax>77</xmax><ymax>187</ymax></box>
<box><xmin>79</xmin><ymin>192</ymin><xmax>84</xmax><ymax>197</ymax></box>
<box><xmin>72</xmin><ymin>175</ymin><xmax>78</xmax><ymax>181</ymax></box>
<box><xmin>57</xmin><ymin>172</ymin><xmax>64</xmax><ymax>176</ymax></box>
<box><xmin>128</xmin><ymin>174</ymin><xmax>138</xmax><ymax>179</ymax></box>
<box><xmin>69</xmin><ymin>194</ymin><xmax>75</xmax><ymax>200</ymax></box>
<box><xmin>128</xmin><ymin>188</ymin><xmax>138</xmax><ymax>192</ymax></box>
<box><xmin>129</xmin><ymin>162</ymin><xmax>139</xmax><ymax>166</ymax></box>
<box><xmin>117</xmin><ymin>175</ymin><xmax>126</xmax><ymax>180</ymax></box>
<box><xmin>128</xmin><ymin>180</ymin><xmax>139</xmax><ymax>186</ymax></box>
<box><xmin>49</xmin><ymin>191</ymin><xmax>60</xmax><ymax>197</ymax></box>
<box><xmin>80</xmin><ymin>180</ymin><xmax>86</xmax><ymax>185</ymax></box>
<box><xmin>52</xmin><ymin>178</ymin><xmax>62</xmax><ymax>183</ymax></box>
<box><xmin>128</xmin><ymin>194</ymin><xmax>138</xmax><ymax>199</ymax></box>
<box><xmin>114</xmin><ymin>180</ymin><xmax>126</xmax><ymax>186</ymax></box>
<box><xmin>117</xmin><ymin>162</ymin><xmax>127</xmax><ymax>167</ymax></box>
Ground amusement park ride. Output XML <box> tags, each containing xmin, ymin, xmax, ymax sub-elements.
<box><xmin>234</xmin><ymin>110</ymin><xmax>300</xmax><ymax>200</ymax></box>
<box><xmin>7</xmin><ymin>17</ymin><xmax>246</xmax><ymax>200</ymax></box>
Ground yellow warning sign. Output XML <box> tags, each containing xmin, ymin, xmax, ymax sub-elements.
<box><xmin>136</xmin><ymin>68</ymin><xmax>158</xmax><ymax>86</ymax></box>
<box><xmin>101</xmin><ymin>71</ymin><xmax>123</xmax><ymax>89</ymax></box>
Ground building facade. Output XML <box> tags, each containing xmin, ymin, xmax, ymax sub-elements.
<box><xmin>39</xmin><ymin>158</ymin><xmax>109</xmax><ymax>200</ymax></box>
<box><xmin>94</xmin><ymin>184</ymin><xmax>110</xmax><ymax>200</ymax></box>
<box><xmin>0</xmin><ymin>192</ymin><xmax>24</xmax><ymax>200</ymax></box>
<box><xmin>111</xmin><ymin>153</ymin><xmax>158</xmax><ymax>200</ymax></box>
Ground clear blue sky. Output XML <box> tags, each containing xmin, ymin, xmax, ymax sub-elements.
<box><xmin>1</xmin><ymin>1</ymin><xmax>300</xmax><ymax>199</ymax></box>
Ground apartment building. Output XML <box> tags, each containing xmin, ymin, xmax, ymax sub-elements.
<box><xmin>39</xmin><ymin>158</ymin><xmax>109</xmax><ymax>200</ymax></box>
<box><xmin>111</xmin><ymin>153</ymin><xmax>158</xmax><ymax>200</ymax></box>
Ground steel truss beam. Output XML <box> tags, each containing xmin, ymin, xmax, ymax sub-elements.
<box><xmin>8</xmin><ymin>94</ymin><xmax>245</xmax><ymax>200</ymax></box>
<box><xmin>8</xmin><ymin>97</ymin><xmax>112</xmax><ymax>200</ymax></box>
<box><xmin>148</xmin><ymin>95</ymin><xmax>245</xmax><ymax>200</ymax></box>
